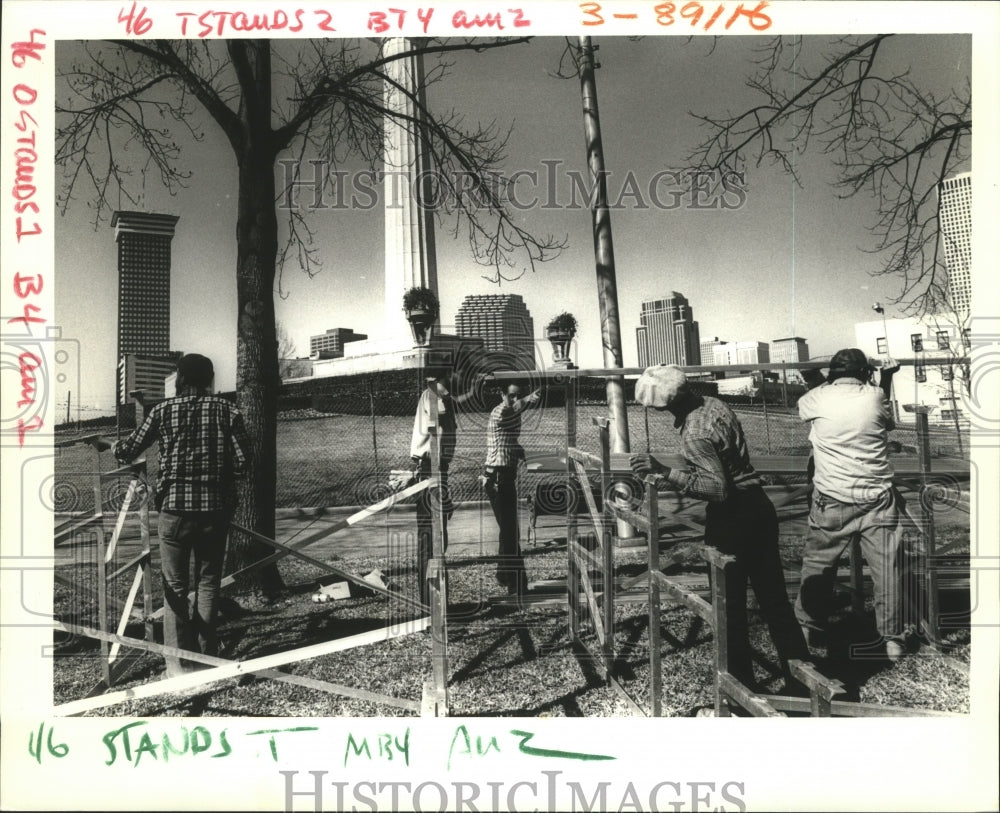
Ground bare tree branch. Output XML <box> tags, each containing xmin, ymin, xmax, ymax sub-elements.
<box><xmin>682</xmin><ymin>35</ymin><xmax>971</xmax><ymax>320</ymax></box>
<box><xmin>56</xmin><ymin>38</ymin><xmax>565</xmax><ymax>582</ymax></box>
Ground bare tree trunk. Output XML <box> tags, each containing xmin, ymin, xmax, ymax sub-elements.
<box><xmin>229</xmin><ymin>42</ymin><xmax>283</xmax><ymax>593</ymax></box>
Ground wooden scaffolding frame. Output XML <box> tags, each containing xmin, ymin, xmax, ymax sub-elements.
<box><xmin>491</xmin><ymin>364</ymin><xmax>970</xmax><ymax>718</ymax></box>
<box><xmin>54</xmin><ymin>435</ymin><xmax>155</xmax><ymax>697</ymax></box>
<box><xmin>53</xmin><ymin>399</ymin><xmax>451</xmax><ymax>717</ymax></box>
<box><xmin>52</xmin><ymin>363</ymin><xmax>968</xmax><ymax>719</ymax></box>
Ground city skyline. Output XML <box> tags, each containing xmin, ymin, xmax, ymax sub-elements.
<box><xmin>288</xmin><ymin>297</ymin><xmax>819</xmax><ymax>369</ymax></box>
<box><xmin>52</xmin><ymin>35</ymin><xmax>976</xmax><ymax>413</ymax></box>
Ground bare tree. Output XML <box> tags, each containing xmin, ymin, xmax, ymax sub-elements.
<box><xmin>682</xmin><ymin>35</ymin><xmax>971</xmax><ymax>323</ymax></box>
<box><xmin>275</xmin><ymin>320</ymin><xmax>297</xmax><ymax>381</ymax></box>
<box><xmin>56</xmin><ymin>38</ymin><xmax>563</xmax><ymax>589</ymax></box>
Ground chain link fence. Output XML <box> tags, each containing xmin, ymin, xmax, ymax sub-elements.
<box><xmin>52</xmin><ymin>367</ymin><xmax>967</xmax><ymax>516</ymax></box>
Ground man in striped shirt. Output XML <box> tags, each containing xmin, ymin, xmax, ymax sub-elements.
<box><xmin>113</xmin><ymin>354</ymin><xmax>250</xmax><ymax>677</ymax></box>
<box><xmin>484</xmin><ymin>382</ymin><xmax>542</xmax><ymax>594</ymax></box>
<box><xmin>630</xmin><ymin>364</ymin><xmax>809</xmax><ymax>693</ymax></box>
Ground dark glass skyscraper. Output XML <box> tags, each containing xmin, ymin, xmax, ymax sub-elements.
<box><xmin>113</xmin><ymin>211</ymin><xmax>179</xmax><ymax>413</ymax></box>
<box><xmin>113</xmin><ymin>211</ymin><xmax>179</xmax><ymax>360</ymax></box>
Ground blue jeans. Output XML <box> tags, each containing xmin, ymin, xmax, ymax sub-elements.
<box><xmin>157</xmin><ymin>510</ymin><xmax>229</xmax><ymax>674</ymax></box>
<box><xmin>794</xmin><ymin>487</ymin><xmax>904</xmax><ymax>641</ymax></box>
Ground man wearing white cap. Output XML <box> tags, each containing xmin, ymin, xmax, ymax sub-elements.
<box><xmin>630</xmin><ymin>364</ymin><xmax>809</xmax><ymax>692</ymax></box>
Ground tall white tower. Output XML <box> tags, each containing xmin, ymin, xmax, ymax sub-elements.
<box><xmin>382</xmin><ymin>38</ymin><xmax>439</xmax><ymax>340</ymax></box>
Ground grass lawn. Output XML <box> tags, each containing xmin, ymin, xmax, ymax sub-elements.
<box><xmin>52</xmin><ymin>528</ymin><xmax>971</xmax><ymax>718</ymax></box>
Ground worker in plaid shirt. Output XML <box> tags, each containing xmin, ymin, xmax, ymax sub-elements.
<box><xmin>113</xmin><ymin>353</ymin><xmax>250</xmax><ymax>677</ymax></box>
<box><xmin>630</xmin><ymin>364</ymin><xmax>809</xmax><ymax>694</ymax></box>
<box><xmin>484</xmin><ymin>381</ymin><xmax>542</xmax><ymax>594</ymax></box>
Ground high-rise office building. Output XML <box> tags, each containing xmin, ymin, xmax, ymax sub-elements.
<box><xmin>700</xmin><ymin>337</ymin><xmax>728</xmax><ymax>365</ymax></box>
<box><xmin>113</xmin><ymin>212</ymin><xmax>180</xmax><ymax>414</ymax></box>
<box><xmin>310</xmin><ymin>328</ymin><xmax>368</xmax><ymax>359</ymax></box>
<box><xmin>713</xmin><ymin>341</ymin><xmax>770</xmax><ymax>366</ymax></box>
<box><xmin>118</xmin><ymin>352</ymin><xmax>183</xmax><ymax>404</ymax></box>
<box><xmin>113</xmin><ymin>211</ymin><xmax>178</xmax><ymax>360</ymax></box>
<box><xmin>938</xmin><ymin>172</ymin><xmax>972</xmax><ymax>317</ymax></box>
<box><xmin>454</xmin><ymin>293</ymin><xmax>536</xmax><ymax>369</ymax></box>
<box><xmin>636</xmin><ymin>292</ymin><xmax>701</xmax><ymax>366</ymax></box>
<box><xmin>769</xmin><ymin>337</ymin><xmax>810</xmax><ymax>364</ymax></box>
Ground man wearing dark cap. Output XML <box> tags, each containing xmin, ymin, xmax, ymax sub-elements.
<box><xmin>114</xmin><ymin>353</ymin><xmax>251</xmax><ymax>677</ymax></box>
<box><xmin>630</xmin><ymin>364</ymin><xmax>810</xmax><ymax>693</ymax></box>
<box><xmin>795</xmin><ymin>348</ymin><xmax>905</xmax><ymax>660</ymax></box>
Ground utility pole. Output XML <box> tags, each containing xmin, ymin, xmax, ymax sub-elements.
<box><xmin>576</xmin><ymin>38</ymin><xmax>631</xmax><ymax>452</ymax></box>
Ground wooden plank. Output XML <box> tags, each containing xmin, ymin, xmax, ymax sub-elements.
<box><xmin>602</xmin><ymin>452</ymin><xmax>969</xmax><ymax>478</ymax></box>
<box><xmin>95</xmin><ymin>525</ymin><xmax>110</xmax><ymax>687</ymax></box>
<box><xmin>232</xmin><ymin>523</ymin><xmax>425</xmax><ymax>613</ymax></box>
<box><xmin>106</xmin><ymin>549</ymin><xmax>150</xmax><ymax>582</ymax></box>
<box><xmin>788</xmin><ymin>659</ymin><xmax>845</xmax><ymax>715</ymax></box>
<box><xmin>54</xmin><ymin>618</ymin><xmax>431</xmax><ymax>716</ymax></box>
<box><xmin>652</xmin><ymin>572</ymin><xmax>714</xmax><ymax>623</ymax></box>
<box><xmin>568</xmin><ymin>539</ymin><xmax>603</xmax><ymax>572</ymax></box>
<box><xmin>63</xmin><ymin>621</ymin><xmax>422</xmax><ymax>713</ymax></box>
<box><xmin>54</xmin><ymin>513</ymin><xmax>103</xmax><ymax>544</ymax></box>
<box><xmin>158</xmin><ymin>480</ymin><xmax>435</xmax><ymax>621</ymax></box>
<box><xmin>101</xmin><ymin>460</ymin><xmax>147</xmax><ymax>479</ymax></box>
<box><xmin>421</xmin><ymin>680</ymin><xmax>449</xmax><ymax>718</ymax></box>
<box><xmin>760</xmin><ymin>695</ymin><xmax>963</xmax><ymax>718</ymax></box>
<box><xmin>109</xmin><ymin>565</ymin><xmax>144</xmax><ymax>662</ymax></box>
<box><xmin>577</xmin><ymin>568</ymin><xmax>606</xmax><ymax>648</ymax></box>
<box><xmin>567</xmin><ymin>448</ymin><xmax>602</xmax><ymax>469</ymax></box>
<box><xmin>427</xmin><ymin>559</ymin><xmax>448</xmax><ymax>701</ymax></box>
<box><xmin>104</xmin><ymin>479</ymin><xmax>138</xmax><ymax>563</ymax></box>
<box><xmin>336</xmin><ymin>478</ymin><xmax>432</xmax><ymax>530</ymax></box>
<box><xmin>529</xmin><ymin>449</ymin><xmax>970</xmax><ymax>478</ymax></box>
<box><xmin>607</xmin><ymin>503</ymin><xmax>651</xmax><ymax>533</ymax></box>
<box><xmin>718</xmin><ymin>672</ymin><xmax>784</xmax><ymax>718</ymax></box>
<box><xmin>488</xmin><ymin>357</ymin><xmax>969</xmax><ymax>379</ymax></box>
<box><xmin>573</xmin><ymin>460</ymin><xmax>605</xmax><ymax>544</ymax></box>
<box><xmin>245</xmin><ymin>480</ymin><xmax>432</xmax><ymax>572</ymax></box>
<box><xmin>647</xmin><ymin>483</ymin><xmax>662</xmax><ymax>717</ymax></box>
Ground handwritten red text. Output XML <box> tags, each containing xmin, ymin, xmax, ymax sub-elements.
<box><xmin>580</xmin><ymin>1</ymin><xmax>772</xmax><ymax>31</ymax></box>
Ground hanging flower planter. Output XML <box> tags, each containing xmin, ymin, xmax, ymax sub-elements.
<box><xmin>402</xmin><ymin>286</ymin><xmax>440</xmax><ymax>347</ymax></box>
<box><xmin>546</xmin><ymin>312</ymin><xmax>577</xmax><ymax>367</ymax></box>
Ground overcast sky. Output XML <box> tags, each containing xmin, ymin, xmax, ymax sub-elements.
<box><xmin>54</xmin><ymin>34</ymin><xmax>972</xmax><ymax>412</ymax></box>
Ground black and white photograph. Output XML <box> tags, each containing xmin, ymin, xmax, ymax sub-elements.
<box><xmin>2</xmin><ymin>2</ymin><xmax>998</xmax><ymax>810</ymax></box>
